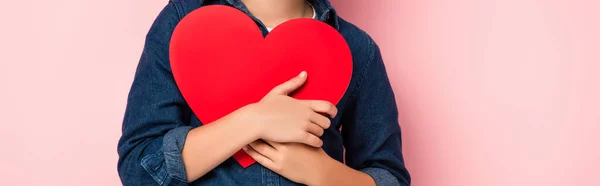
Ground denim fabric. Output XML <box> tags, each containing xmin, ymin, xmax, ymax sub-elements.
<box><xmin>117</xmin><ymin>0</ymin><xmax>411</xmax><ymax>185</ymax></box>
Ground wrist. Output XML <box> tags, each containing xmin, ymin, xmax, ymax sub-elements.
<box><xmin>231</xmin><ymin>104</ymin><xmax>262</xmax><ymax>141</ymax></box>
<box><xmin>309</xmin><ymin>155</ymin><xmax>336</xmax><ymax>186</ymax></box>
<box><xmin>309</xmin><ymin>157</ymin><xmax>376</xmax><ymax>186</ymax></box>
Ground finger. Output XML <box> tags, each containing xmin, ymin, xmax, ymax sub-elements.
<box><xmin>302</xmin><ymin>133</ymin><xmax>323</xmax><ymax>147</ymax></box>
<box><xmin>268</xmin><ymin>71</ymin><xmax>307</xmax><ymax>95</ymax></box>
<box><xmin>248</xmin><ymin>140</ymin><xmax>278</xmax><ymax>159</ymax></box>
<box><xmin>262</xmin><ymin>140</ymin><xmax>283</xmax><ymax>150</ymax></box>
<box><xmin>310</xmin><ymin>113</ymin><xmax>331</xmax><ymax>129</ymax></box>
<box><xmin>305</xmin><ymin>122</ymin><xmax>325</xmax><ymax>137</ymax></box>
<box><xmin>243</xmin><ymin>145</ymin><xmax>276</xmax><ymax>169</ymax></box>
<box><xmin>307</xmin><ymin>100</ymin><xmax>338</xmax><ymax>118</ymax></box>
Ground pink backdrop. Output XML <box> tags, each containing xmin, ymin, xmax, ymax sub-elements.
<box><xmin>0</xmin><ymin>0</ymin><xmax>598</xmax><ymax>186</ymax></box>
<box><xmin>331</xmin><ymin>0</ymin><xmax>600</xmax><ymax>185</ymax></box>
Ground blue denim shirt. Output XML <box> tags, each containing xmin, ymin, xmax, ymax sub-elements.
<box><xmin>117</xmin><ymin>0</ymin><xmax>411</xmax><ymax>185</ymax></box>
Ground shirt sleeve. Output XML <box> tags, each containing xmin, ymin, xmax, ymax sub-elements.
<box><xmin>341</xmin><ymin>37</ymin><xmax>411</xmax><ymax>186</ymax></box>
<box><xmin>117</xmin><ymin>2</ymin><xmax>192</xmax><ymax>186</ymax></box>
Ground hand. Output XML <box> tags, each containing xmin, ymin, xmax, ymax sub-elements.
<box><xmin>243</xmin><ymin>140</ymin><xmax>332</xmax><ymax>185</ymax></box>
<box><xmin>240</xmin><ymin>71</ymin><xmax>338</xmax><ymax>147</ymax></box>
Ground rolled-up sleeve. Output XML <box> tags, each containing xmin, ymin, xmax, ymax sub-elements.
<box><xmin>341</xmin><ymin>37</ymin><xmax>411</xmax><ymax>186</ymax></box>
<box><xmin>117</xmin><ymin>2</ymin><xmax>192</xmax><ymax>186</ymax></box>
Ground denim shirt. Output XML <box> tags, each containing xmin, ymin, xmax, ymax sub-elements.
<box><xmin>117</xmin><ymin>0</ymin><xmax>411</xmax><ymax>185</ymax></box>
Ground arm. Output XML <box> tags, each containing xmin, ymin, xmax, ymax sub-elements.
<box><xmin>181</xmin><ymin>109</ymin><xmax>259</xmax><ymax>182</ymax></box>
<box><xmin>182</xmin><ymin>71</ymin><xmax>334</xmax><ymax>182</ymax></box>
<box><xmin>339</xmin><ymin>38</ymin><xmax>411</xmax><ymax>186</ymax></box>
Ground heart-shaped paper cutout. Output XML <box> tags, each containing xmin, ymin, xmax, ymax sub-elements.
<box><xmin>170</xmin><ymin>5</ymin><xmax>352</xmax><ymax>168</ymax></box>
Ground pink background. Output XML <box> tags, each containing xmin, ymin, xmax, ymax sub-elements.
<box><xmin>0</xmin><ymin>0</ymin><xmax>598</xmax><ymax>185</ymax></box>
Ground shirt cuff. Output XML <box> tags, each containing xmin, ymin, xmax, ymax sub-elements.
<box><xmin>361</xmin><ymin>167</ymin><xmax>400</xmax><ymax>186</ymax></box>
<box><xmin>162</xmin><ymin>126</ymin><xmax>193</xmax><ymax>182</ymax></box>
<box><xmin>140</xmin><ymin>126</ymin><xmax>192</xmax><ymax>185</ymax></box>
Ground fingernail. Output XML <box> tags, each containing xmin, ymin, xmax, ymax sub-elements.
<box><xmin>299</xmin><ymin>71</ymin><xmax>306</xmax><ymax>77</ymax></box>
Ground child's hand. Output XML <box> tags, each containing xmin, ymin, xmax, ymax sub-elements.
<box><xmin>243</xmin><ymin>140</ymin><xmax>332</xmax><ymax>185</ymax></box>
<box><xmin>239</xmin><ymin>71</ymin><xmax>338</xmax><ymax>147</ymax></box>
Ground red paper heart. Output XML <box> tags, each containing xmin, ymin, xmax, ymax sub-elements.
<box><xmin>169</xmin><ymin>5</ymin><xmax>352</xmax><ymax>168</ymax></box>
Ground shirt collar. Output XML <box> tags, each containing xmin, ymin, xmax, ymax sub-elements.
<box><xmin>219</xmin><ymin>0</ymin><xmax>340</xmax><ymax>30</ymax></box>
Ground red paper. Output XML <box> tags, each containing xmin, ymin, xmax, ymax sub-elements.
<box><xmin>169</xmin><ymin>5</ymin><xmax>352</xmax><ymax>168</ymax></box>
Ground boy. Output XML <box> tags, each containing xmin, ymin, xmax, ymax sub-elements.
<box><xmin>118</xmin><ymin>0</ymin><xmax>411</xmax><ymax>185</ymax></box>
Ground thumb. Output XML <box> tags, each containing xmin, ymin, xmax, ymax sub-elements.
<box><xmin>268</xmin><ymin>71</ymin><xmax>307</xmax><ymax>95</ymax></box>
